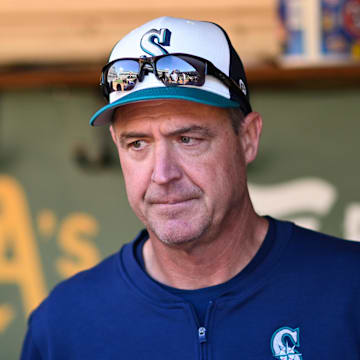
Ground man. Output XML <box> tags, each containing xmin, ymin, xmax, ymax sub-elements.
<box><xmin>21</xmin><ymin>17</ymin><xmax>360</xmax><ymax>359</ymax></box>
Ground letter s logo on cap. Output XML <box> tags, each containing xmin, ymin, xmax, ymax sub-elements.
<box><xmin>140</xmin><ymin>28</ymin><xmax>172</xmax><ymax>56</ymax></box>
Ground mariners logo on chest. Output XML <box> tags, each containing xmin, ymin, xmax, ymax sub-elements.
<box><xmin>271</xmin><ymin>327</ymin><xmax>303</xmax><ymax>359</ymax></box>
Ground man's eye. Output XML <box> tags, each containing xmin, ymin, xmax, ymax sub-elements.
<box><xmin>180</xmin><ymin>136</ymin><xmax>191</xmax><ymax>144</ymax></box>
<box><xmin>179</xmin><ymin>136</ymin><xmax>202</xmax><ymax>146</ymax></box>
<box><xmin>129</xmin><ymin>140</ymin><xmax>145</xmax><ymax>150</ymax></box>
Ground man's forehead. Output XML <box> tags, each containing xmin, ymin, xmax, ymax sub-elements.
<box><xmin>112</xmin><ymin>99</ymin><xmax>229</xmax><ymax>131</ymax></box>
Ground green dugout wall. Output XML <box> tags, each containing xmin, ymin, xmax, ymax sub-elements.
<box><xmin>0</xmin><ymin>86</ymin><xmax>359</xmax><ymax>358</ymax></box>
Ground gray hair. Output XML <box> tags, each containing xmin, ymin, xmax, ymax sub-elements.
<box><xmin>227</xmin><ymin>107</ymin><xmax>245</xmax><ymax>135</ymax></box>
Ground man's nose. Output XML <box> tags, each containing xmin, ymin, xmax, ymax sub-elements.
<box><xmin>151</xmin><ymin>143</ymin><xmax>182</xmax><ymax>185</ymax></box>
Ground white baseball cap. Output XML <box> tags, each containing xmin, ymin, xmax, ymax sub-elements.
<box><xmin>90</xmin><ymin>16</ymin><xmax>252</xmax><ymax>126</ymax></box>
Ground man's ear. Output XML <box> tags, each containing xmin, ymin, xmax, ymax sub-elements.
<box><xmin>240</xmin><ymin>112</ymin><xmax>263</xmax><ymax>165</ymax></box>
<box><xmin>109</xmin><ymin>123</ymin><xmax>117</xmax><ymax>145</ymax></box>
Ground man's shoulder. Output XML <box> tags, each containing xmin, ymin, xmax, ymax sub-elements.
<box><xmin>289</xmin><ymin>220</ymin><xmax>360</xmax><ymax>255</ymax></box>
<box><xmin>30</xmin><ymin>230</ymin><xmax>148</xmax><ymax>327</ymax></box>
<box><xmin>30</xmin><ymin>245</ymin><xmax>129</xmax><ymax>327</ymax></box>
<box><xmin>275</xmin><ymin>218</ymin><xmax>360</xmax><ymax>274</ymax></box>
<box><xmin>270</xmin><ymin>219</ymin><xmax>360</xmax><ymax>298</ymax></box>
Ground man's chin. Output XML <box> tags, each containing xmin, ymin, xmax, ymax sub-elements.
<box><xmin>147</xmin><ymin>219</ymin><xmax>210</xmax><ymax>246</ymax></box>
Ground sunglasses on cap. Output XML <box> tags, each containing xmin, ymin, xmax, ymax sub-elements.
<box><xmin>100</xmin><ymin>53</ymin><xmax>251</xmax><ymax>115</ymax></box>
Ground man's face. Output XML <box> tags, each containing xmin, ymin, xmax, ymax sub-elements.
<box><xmin>110</xmin><ymin>100</ymin><xmax>257</xmax><ymax>246</ymax></box>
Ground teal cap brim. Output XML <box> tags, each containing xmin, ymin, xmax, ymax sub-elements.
<box><xmin>90</xmin><ymin>87</ymin><xmax>240</xmax><ymax>126</ymax></box>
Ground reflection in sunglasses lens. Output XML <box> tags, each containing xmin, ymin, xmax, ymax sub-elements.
<box><xmin>156</xmin><ymin>56</ymin><xmax>202</xmax><ymax>86</ymax></box>
<box><xmin>107</xmin><ymin>60</ymin><xmax>139</xmax><ymax>91</ymax></box>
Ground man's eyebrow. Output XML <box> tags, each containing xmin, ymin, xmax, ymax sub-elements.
<box><xmin>118</xmin><ymin>132</ymin><xmax>148</xmax><ymax>146</ymax></box>
<box><xmin>118</xmin><ymin>126</ymin><xmax>214</xmax><ymax>144</ymax></box>
<box><xmin>165</xmin><ymin>125</ymin><xmax>214</xmax><ymax>137</ymax></box>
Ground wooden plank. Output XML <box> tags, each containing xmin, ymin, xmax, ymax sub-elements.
<box><xmin>0</xmin><ymin>2</ymin><xmax>278</xmax><ymax>66</ymax></box>
<box><xmin>1</xmin><ymin>0</ymin><xmax>274</xmax><ymax>12</ymax></box>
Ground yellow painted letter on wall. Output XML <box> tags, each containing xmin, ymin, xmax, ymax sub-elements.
<box><xmin>56</xmin><ymin>213</ymin><xmax>101</xmax><ymax>279</ymax></box>
<box><xmin>0</xmin><ymin>176</ymin><xmax>47</xmax><ymax>315</ymax></box>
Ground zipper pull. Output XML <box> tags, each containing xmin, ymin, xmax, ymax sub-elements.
<box><xmin>198</xmin><ymin>326</ymin><xmax>207</xmax><ymax>343</ymax></box>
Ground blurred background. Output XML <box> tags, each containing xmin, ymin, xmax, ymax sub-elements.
<box><xmin>1</xmin><ymin>0</ymin><xmax>360</xmax><ymax>357</ymax></box>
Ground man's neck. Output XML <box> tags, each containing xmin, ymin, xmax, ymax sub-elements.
<box><xmin>142</xmin><ymin>209</ymin><xmax>269</xmax><ymax>290</ymax></box>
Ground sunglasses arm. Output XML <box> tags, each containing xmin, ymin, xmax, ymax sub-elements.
<box><xmin>207</xmin><ymin>63</ymin><xmax>252</xmax><ymax>114</ymax></box>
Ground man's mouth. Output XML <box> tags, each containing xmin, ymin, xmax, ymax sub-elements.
<box><xmin>150</xmin><ymin>198</ymin><xmax>195</xmax><ymax>205</ymax></box>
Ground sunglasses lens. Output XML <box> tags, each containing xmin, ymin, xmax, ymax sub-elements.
<box><xmin>156</xmin><ymin>55</ymin><xmax>205</xmax><ymax>86</ymax></box>
<box><xmin>106</xmin><ymin>60</ymin><xmax>140</xmax><ymax>91</ymax></box>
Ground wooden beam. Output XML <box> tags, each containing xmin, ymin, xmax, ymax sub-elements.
<box><xmin>0</xmin><ymin>2</ymin><xmax>278</xmax><ymax>66</ymax></box>
<box><xmin>1</xmin><ymin>0</ymin><xmax>274</xmax><ymax>12</ymax></box>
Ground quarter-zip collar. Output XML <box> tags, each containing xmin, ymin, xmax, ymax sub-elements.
<box><xmin>116</xmin><ymin>217</ymin><xmax>294</xmax><ymax>306</ymax></box>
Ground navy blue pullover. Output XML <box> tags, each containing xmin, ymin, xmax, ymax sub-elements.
<box><xmin>20</xmin><ymin>218</ymin><xmax>360</xmax><ymax>359</ymax></box>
